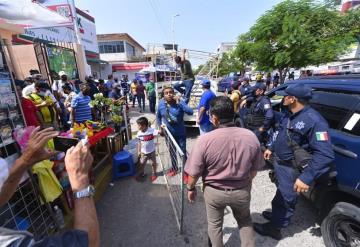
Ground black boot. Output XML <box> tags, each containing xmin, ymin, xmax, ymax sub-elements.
<box><xmin>253</xmin><ymin>222</ymin><xmax>282</xmax><ymax>240</ymax></box>
<box><xmin>262</xmin><ymin>210</ymin><xmax>272</xmax><ymax>221</ymax></box>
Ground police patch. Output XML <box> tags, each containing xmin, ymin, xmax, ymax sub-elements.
<box><xmin>295</xmin><ymin>121</ymin><xmax>305</xmax><ymax>130</ymax></box>
<box><xmin>264</xmin><ymin>104</ymin><xmax>270</xmax><ymax>110</ymax></box>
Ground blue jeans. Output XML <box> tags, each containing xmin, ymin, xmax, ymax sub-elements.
<box><xmin>271</xmin><ymin>161</ymin><xmax>298</xmax><ymax>228</ymax></box>
<box><xmin>199</xmin><ymin>123</ymin><xmax>213</xmax><ymax>135</ymax></box>
<box><xmin>173</xmin><ymin>79</ymin><xmax>194</xmax><ymax>104</ymax></box>
<box><xmin>137</xmin><ymin>94</ymin><xmax>145</xmax><ymax>110</ymax></box>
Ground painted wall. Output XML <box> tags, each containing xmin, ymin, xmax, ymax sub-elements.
<box><xmin>12</xmin><ymin>45</ymin><xmax>39</xmax><ymax>80</ymax></box>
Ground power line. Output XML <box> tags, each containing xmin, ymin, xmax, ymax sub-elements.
<box><xmin>147</xmin><ymin>0</ymin><xmax>169</xmax><ymax>39</ymax></box>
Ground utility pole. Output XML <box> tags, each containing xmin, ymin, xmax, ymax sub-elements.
<box><xmin>172</xmin><ymin>14</ymin><xmax>180</xmax><ymax>55</ymax></box>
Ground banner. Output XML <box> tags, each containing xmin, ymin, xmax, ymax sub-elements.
<box><xmin>0</xmin><ymin>0</ymin><xmax>71</xmax><ymax>27</ymax></box>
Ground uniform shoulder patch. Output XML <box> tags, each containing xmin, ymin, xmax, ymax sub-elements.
<box><xmin>316</xmin><ymin>131</ymin><xmax>329</xmax><ymax>141</ymax></box>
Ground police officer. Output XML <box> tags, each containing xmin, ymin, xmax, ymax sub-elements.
<box><xmin>242</xmin><ymin>83</ymin><xmax>274</xmax><ymax>143</ymax></box>
<box><xmin>239</xmin><ymin>77</ymin><xmax>252</xmax><ymax>96</ymax></box>
<box><xmin>253</xmin><ymin>84</ymin><xmax>335</xmax><ymax>240</ymax></box>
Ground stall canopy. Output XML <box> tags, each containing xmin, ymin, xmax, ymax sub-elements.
<box><xmin>0</xmin><ymin>0</ymin><xmax>72</xmax><ymax>28</ymax></box>
<box><xmin>139</xmin><ymin>64</ymin><xmax>177</xmax><ymax>73</ymax></box>
<box><xmin>112</xmin><ymin>62</ymin><xmax>150</xmax><ymax>71</ymax></box>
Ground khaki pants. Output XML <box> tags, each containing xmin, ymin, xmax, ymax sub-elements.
<box><xmin>204</xmin><ymin>185</ymin><xmax>255</xmax><ymax>247</ymax></box>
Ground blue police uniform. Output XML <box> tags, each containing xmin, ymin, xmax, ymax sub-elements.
<box><xmin>240</xmin><ymin>84</ymin><xmax>252</xmax><ymax>96</ymax></box>
<box><xmin>243</xmin><ymin>83</ymin><xmax>274</xmax><ymax>142</ymax></box>
<box><xmin>268</xmin><ymin>84</ymin><xmax>335</xmax><ymax>228</ymax></box>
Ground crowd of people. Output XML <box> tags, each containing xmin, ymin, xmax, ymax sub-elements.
<box><xmin>17</xmin><ymin>70</ymin><xmax>158</xmax><ymax>132</ymax></box>
<box><xmin>2</xmin><ymin>52</ymin><xmax>335</xmax><ymax>247</ymax></box>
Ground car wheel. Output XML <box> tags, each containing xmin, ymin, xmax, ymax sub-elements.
<box><xmin>321</xmin><ymin>202</ymin><xmax>360</xmax><ymax>247</ymax></box>
<box><xmin>234</xmin><ymin>117</ymin><xmax>244</xmax><ymax>128</ymax></box>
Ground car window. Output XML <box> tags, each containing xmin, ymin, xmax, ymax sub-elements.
<box><xmin>342</xmin><ymin>104</ymin><xmax>360</xmax><ymax>136</ymax></box>
<box><xmin>268</xmin><ymin>87</ymin><xmax>360</xmax><ymax>130</ymax></box>
<box><xmin>309</xmin><ymin>91</ymin><xmax>360</xmax><ymax>129</ymax></box>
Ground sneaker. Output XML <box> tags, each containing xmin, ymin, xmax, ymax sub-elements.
<box><xmin>150</xmin><ymin>174</ymin><xmax>157</xmax><ymax>182</ymax></box>
<box><xmin>253</xmin><ymin>222</ymin><xmax>282</xmax><ymax>240</ymax></box>
<box><xmin>262</xmin><ymin>211</ymin><xmax>272</xmax><ymax>221</ymax></box>
<box><xmin>167</xmin><ymin>170</ymin><xmax>177</xmax><ymax>177</ymax></box>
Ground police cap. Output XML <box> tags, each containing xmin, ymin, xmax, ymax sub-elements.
<box><xmin>251</xmin><ymin>82</ymin><xmax>266</xmax><ymax>91</ymax></box>
<box><xmin>276</xmin><ymin>83</ymin><xmax>313</xmax><ymax>100</ymax></box>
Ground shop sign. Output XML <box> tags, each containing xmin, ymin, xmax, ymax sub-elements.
<box><xmin>77</xmin><ymin>14</ymin><xmax>99</xmax><ymax>53</ymax></box>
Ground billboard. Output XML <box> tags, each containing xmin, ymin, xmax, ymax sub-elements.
<box><xmin>46</xmin><ymin>46</ymin><xmax>78</xmax><ymax>79</ymax></box>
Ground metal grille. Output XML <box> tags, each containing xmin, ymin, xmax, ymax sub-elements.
<box><xmin>157</xmin><ymin>126</ymin><xmax>185</xmax><ymax>233</ymax></box>
<box><xmin>0</xmin><ymin>174</ymin><xmax>57</xmax><ymax>239</ymax></box>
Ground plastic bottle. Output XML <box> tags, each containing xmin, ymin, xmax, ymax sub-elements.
<box><xmin>54</xmin><ymin>205</ymin><xmax>65</xmax><ymax>229</ymax></box>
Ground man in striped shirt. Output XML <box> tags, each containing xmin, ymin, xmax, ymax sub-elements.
<box><xmin>71</xmin><ymin>84</ymin><xmax>93</xmax><ymax>124</ymax></box>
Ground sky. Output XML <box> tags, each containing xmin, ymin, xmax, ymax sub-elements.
<box><xmin>75</xmin><ymin>0</ymin><xmax>283</xmax><ymax>66</ymax></box>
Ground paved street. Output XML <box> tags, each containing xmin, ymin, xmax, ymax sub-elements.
<box><xmin>96</xmin><ymin>107</ymin><xmax>325</xmax><ymax>246</ymax></box>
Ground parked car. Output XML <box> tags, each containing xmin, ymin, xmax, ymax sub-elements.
<box><xmin>217</xmin><ymin>74</ymin><xmax>240</xmax><ymax>92</ymax></box>
<box><xmin>265</xmin><ymin>75</ymin><xmax>360</xmax><ymax>247</ymax></box>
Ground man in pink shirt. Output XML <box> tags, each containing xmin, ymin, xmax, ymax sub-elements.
<box><xmin>185</xmin><ymin>96</ymin><xmax>265</xmax><ymax>247</ymax></box>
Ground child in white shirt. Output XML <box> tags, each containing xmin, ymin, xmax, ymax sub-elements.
<box><xmin>136</xmin><ymin>117</ymin><xmax>158</xmax><ymax>182</ymax></box>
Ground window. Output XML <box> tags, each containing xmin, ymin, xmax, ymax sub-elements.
<box><xmin>309</xmin><ymin>91</ymin><xmax>360</xmax><ymax>129</ymax></box>
<box><xmin>125</xmin><ymin>42</ymin><xmax>135</xmax><ymax>57</ymax></box>
<box><xmin>98</xmin><ymin>41</ymin><xmax>124</xmax><ymax>54</ymax></box>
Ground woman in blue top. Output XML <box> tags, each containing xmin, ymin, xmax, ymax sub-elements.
<box><xmin>157</xmin><ymin>85</ymin><xmax>193</xmax><ymax>176</ymax></box>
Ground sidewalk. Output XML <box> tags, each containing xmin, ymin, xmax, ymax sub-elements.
<box><xmin>96</xmin><ymin>105</ymin><xmax>208</xmax><ymax>247</ymax></box>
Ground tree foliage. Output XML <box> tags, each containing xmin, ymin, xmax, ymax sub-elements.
<box><xmin>217</xmin><ymin>51</ymin><xmax>245</xmax><ymax>77</ymax></box>
<box><xmin>234</xmin><ymin>0</ymin><xmax>360</xmax><ymax>82</ymax></box>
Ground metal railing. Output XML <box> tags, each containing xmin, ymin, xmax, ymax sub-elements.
<box><xmin>156</xmin><ymin>126</ymin><xmax>185</xmax><ymax>233</ymax></box>
<box><xmin>0</xmin><ymin>173</ymin><xmax>57</xmax><ymax>238</ymax></box>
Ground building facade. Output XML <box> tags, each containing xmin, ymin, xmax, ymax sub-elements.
<box><xmin>97</xmin><ymin>33</ymin><xmax>148</xmax><ymax>79</ymax></box>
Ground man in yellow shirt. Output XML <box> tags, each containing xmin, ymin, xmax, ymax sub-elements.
<box><xmin>230</xmin><ymin>82</ymin><xmax>242</xmax><ymax>113</ymax></box>
<box><xmin>130</xmin><ymin>79</ymin><xmax>138</xmax><ymax>107</ymax></box>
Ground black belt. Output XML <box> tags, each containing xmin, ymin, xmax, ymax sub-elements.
<box><xmin>206</xmin><ymin>184</ymin><xmax>243</xmax><ymax>192</ymax></box>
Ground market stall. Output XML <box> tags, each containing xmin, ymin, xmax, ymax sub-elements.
<box><xmin>0</xmin><ymin>22</ymin><xmax>132</xmax><ymax>237</ymax></box>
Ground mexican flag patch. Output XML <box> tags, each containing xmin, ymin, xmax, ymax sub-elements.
<box><xmin>316</xmin><ymin>132</ymin><xmax>329</xmax><ymax>141</ymax></box>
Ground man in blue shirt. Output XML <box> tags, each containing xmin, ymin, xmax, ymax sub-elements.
<box><xmin>253</xmin><ymin>84</ymin><xmax>335</xmax><ymax>240</ymax></box>
<box><xmin>71</xmin><ymin>84</ymin><xmax>93</xmax><ymax>124</ymax></box>
<box><xmin>197</xmin><ymin>79</ymin><xmax>216</xmax><ymax>135</ymax></box>
<box><xmin>105</xmin><ymin>74</ymin><xmax>115</xmax><ymax>94</ymax></box>
<box><xmin>108</xmin><ymin>84</ymin><xmax>122</xmax><ymax>100</ymax></box>
<box><xmin>157</xmin><ymin>85</ymin><xmax>193</xmax><ymax>176</ymax></box>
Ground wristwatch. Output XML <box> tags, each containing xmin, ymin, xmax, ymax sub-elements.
<box><xmin>73</xmin><ymin>185</ymin><xmax>95</xmax><ymax>199</ymax></box>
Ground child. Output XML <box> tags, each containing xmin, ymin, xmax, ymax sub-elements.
<box><xmin>136</xmin><ymin>117</ymin><xmax>158</xmax><ymax>182</ymax></box>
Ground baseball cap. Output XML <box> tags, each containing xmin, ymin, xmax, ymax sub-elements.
<box><xmin>252</xmin><ymin>82</ymin><xmax>266</xmax><ymax>91</ymax></box>
<box><xmin>58</xmin><ymin>71</ymin><xmax>67</xmax><ymax>77</ymax></box>
<box><xmin>201</xmin><ymin>79</ymin><xmax>211</xmax><ymax>86</ymax></box>
<box><xmin>276</xmin><ymin>83</ymin><xmax>313</xmax><ymax>99</ymax></box>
